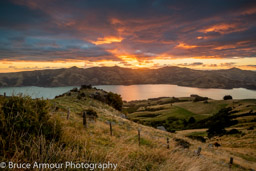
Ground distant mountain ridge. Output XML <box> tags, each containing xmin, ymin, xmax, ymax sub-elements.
<box><xmin>1</xmin><ymin>66</ymin><xmax>256</xmax><ymax>90</ymax></box>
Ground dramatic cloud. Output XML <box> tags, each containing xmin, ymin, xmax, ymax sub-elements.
<box><xmin>0</xmin><ymin>0</ymin><xmax>256</xmax><ymax>70</ymax></box>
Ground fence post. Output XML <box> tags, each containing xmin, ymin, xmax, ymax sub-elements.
<box><xmin>167</xmin><ymin>137</ymin><xmax>169</xmax><ymax>149</ymax></box>
<box><xmin>39</xmin><ymin>138</ymin><xmax>42</xmax><ymax>156</ymax></box>
<box><xmin>138</xmin><ymin>128</ymin><xmax>141</xmax><ymax>146</ymax></box>
<box><xmin>83</xmin><ymin>111</ymin><xmax>87</xmax><ymax>128</ymax></box>
<box><xmin>67</xmin><ymin>108</ymin><xmax>70</xmax><ymax>120</ymax></box>
<box><xmin>4</xmin><ymin>92</ymin><xmax>6</xmax><ymax>97</ymax></box>
<box><xmin>197</xmin><ymin>147</ymin><xmax>202</xmax><ymax>156</ymax></box>
<box><xmin>39</xmin><ymin>131</ymin><xmax>42</xmax><ymax>159</ymax></box>
<box><xmin>229</xmin><ymin>157</ymin><xmax>233</xmax><ymax>169</ymax></box>
<box><xmin>53</xmin><ymin>102</ymin><xmax>56</xmax><ymax>111</ymax></box>
<box><xmin>109</xmin><ymin>122</ymin><xmax>113</xmax><ymax>136</ymax></box>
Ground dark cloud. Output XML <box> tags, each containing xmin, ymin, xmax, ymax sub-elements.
<box><xmin>178</xmin><ymin>62</ymin><xmax>204</xmax><ymax>66</ymax></box>
<box><xmin>0</xmin><ymin>0</ymin><xmax>256</xmax><ymax>61</ymax></box>
<box><xmin>0</xmin><ymin>1</ymin><xmax>49</xmax><ymax>28</ymax></box>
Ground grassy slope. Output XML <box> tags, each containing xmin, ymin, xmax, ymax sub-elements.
<box><xmin>173</xmin><ymin>100</ymin><xmax>231</xmax><ymax>116</ymax></box>
<box><xmin>1</xmin><ymin>90</ymin><xmax>255</xmax><ymax>170</ymax></box>
<box><xmin>123</xmin><ymin>96</ymin><xmax>256</xmax><ymax>170</ymax></box>
<box><xmin>125</xmin><ymin>97</ymin><xmax>255</xmax><ymax>126</ymax></box>
<box><xmin>129</xmin><ymin>106</ymin><xmax>198</xmax><ymax>121</ymax></box>
<box><xmin>45</xmin><ymin>90</ymin><xmax>245</xmax><ymax>171</ymax></box>
<box><xmin>176</xmin><ymin>126</ymin><xmax>256</xmax><ymax>170</ymax></box>
<box><xmin>48</xmin><ymin>90</ymin><xmax>256</xmax><ymax>170</ymax></box>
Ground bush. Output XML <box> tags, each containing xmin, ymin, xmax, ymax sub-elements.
<box><xmin>106</xmin><ymin>92</ymin><xmax>123</xmax><ymax>111</ymax></box>
<box><xmin>188</xmin><ymin>117</ymin><xmax>196</xmax><ymax>124</ymax></box>
<box><xmin>86</xmin><ymin>109</ymin><xmax>98</xmax><ymax>118</ymax></box>
<box><xmin>70</xmin><ymin>88</ymin><xmax>78</xmax><ymax>92</ymax></box>
<box><xmin>191</xmin><ymin>94</ymin><xmax>208</xmax><ymax>102</ymax></box>
<box><xmin>0</xmin><ymin>96</ymin><xmax>62</xmax><ymax>156</ymax></box>
<box><xmin>77</xmin><ymin>92</ymin><xmax>86</xmax><ymax>100</ymax></box>
<box><xmin>247</xmin><ymin>126</ymin><xmax>254</xmax><ymax>130</ymax></box>
<box><xmin>174</xmin><ymin>138</ymin><xmax>191</xmax><ymax>148</ymax></box>
<box><xmin>226</xmin><ymin>129</ymin><xmax>241</xmax><ymax>135</ymax></box>
<box><xmin>80</xmin><ymin>84</ymin><xmax>92</xmax><ymax>90</ymax></box>
<box><xmin>207</xmin><ymin>126</ymin><xmax>226</xmax><ymax>138</ymax></box>
<box><xmin>186</xmin><ymin>135</ymin><xmax>206</xmax><ymax>143</ymax></box>
<box><xmin>205</xmin><ymin>107</ymin><xmax>237</xmax><ymax>138</ymax></box>
<box><xmin>223</xmin><ymin>95</ymin><xmax>232</xmax><ymax>100</ymax></box>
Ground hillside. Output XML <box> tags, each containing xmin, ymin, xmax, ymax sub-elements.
<box><xmin>1</xmin><ymin>66</ymin><xmax>256</xmax><ymax>89</ymax></box>
<box><xmin>124</xmin><ymin>96</ymin><xmax>256</xmax><ymax>131</ymax></box>
<box><xmin>1</xmin><ymin>87</ymin><xmax>255</xmax><ymax>170</ymax></box>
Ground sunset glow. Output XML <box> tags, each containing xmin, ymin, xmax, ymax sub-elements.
<box><xmin>92</xmin><ymin>36</ymin><xmax>123</xmax><ymax>45</ymax></box>
<box><xmin>176</xmin><ymin>43</ymin><xmax>198</xmax><ymax>49</ymax></box>
<box><xmin>0</xmin><ymin>0</ymin><xmax>256</xmax><ymax>73</ymax></box>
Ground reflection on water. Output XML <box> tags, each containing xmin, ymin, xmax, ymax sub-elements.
<box><xmin>96</xmin><ymin>84</ymin><xmax>256</xmax><ymax>101</ymax></box>
<box><xmin>0</xmin><ymin>84</ymin><xmax>255</xmax><ymax>101</ymax></box>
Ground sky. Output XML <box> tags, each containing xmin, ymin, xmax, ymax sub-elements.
<box><xmin>0</xmin><ymin>0</ymin><xmax>256</xmax><ymax>73</ymax></box>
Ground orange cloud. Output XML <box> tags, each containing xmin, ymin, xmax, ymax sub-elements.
<box><xmin>214</xmin><ymin>41</ymin><xmax>252</xmax><ymax>50</ymax></box>
<box><xmin>176</xmin><ymin>42</ymin><xmax>198</xmax><ymax>49</ymax></box>
<box><xmin>111</xmin><ymin>18</ymin><xmax>123</xmax><ymax>25</ymax></box>
<box><xmin>214</xmin><ymin>45</ymin><xmax>237</xmax><ymax>50</ymax></box>
<box><xmin>199</xmin><ymin>23</ymin><xmax>247</xmax><ymax>34</ymax></box>
<box><xmin>92</xmin><ymin>36</ymin><xmax>123</xmax><ymax>45</ymax></box>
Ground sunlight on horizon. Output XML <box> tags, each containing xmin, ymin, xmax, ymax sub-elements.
<box><xmin>1</xmin><ymin>57</ymin><xmax>256</xmax><ymax>73</ymax></box>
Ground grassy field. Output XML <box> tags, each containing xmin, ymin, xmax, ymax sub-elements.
<box><xmin>129</xmin><ymin>106</ymin><xmax>194</xmax><ymax>119</ymax></box>
<box><xmin>1</xmin><ymin>89</ymin><xmax>255</xmax><ymax>171</ymax></box>
<box><xmin>124</xmin><ymin>96</ymin><xmax>256</xmax><ymax>130</ymax></box>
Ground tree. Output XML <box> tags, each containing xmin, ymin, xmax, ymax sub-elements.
<box><xmin>188</xmin><ymin>117</ymin><xmax>196</xmax><ymax>124</ymax></box>
<box><xmin>206</xmin><ymin>107</ymin><xmax>235</xmax><ymax>138</ymax></box>
<box><xmin>223</xmin><ymin>95</ymin><xmax>232</xmax><ymax>100</ymax></box>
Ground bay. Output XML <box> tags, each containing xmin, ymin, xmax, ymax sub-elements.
<box><xmin>0</xmin><ymin>84</ymin><xmax>255</xmax><ymax>101</ymax></box>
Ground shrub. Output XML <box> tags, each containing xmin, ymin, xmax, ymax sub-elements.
<box><xmin>247</xmin><ymin>126</ymin><xmax>254</xmax><ymax>130</ymax></box>
<box><xmin>207</xmin><ymin>126</ymin><xmax>226</xmax><ymax>138</ymax></box>
<box><xmin>223</xmin><ymin>95</ymin><xmax>232</xmax><ymax>100</ymax></box>
<box><xmin>80</xmin><ymin>84</ymin><xmax>92</xmax><ymax>90</ymax></box>
<box><xmin>0</xmin><ymin>96</ymin><xmax>62</xmax><ymax>156</ymax></box>
<box><xmin>188</xmin><ymin>117</ymin><xmax>196</xmax><ymax>124</ymax></box>
<box><xmin>226</xmin><ymin>129</ymin><xmax>241</xmax><ymax>135</ymax></box>
<box><xmin>86</xmin><ymin>109</ymin><xmax>98</xmax><ymax>118</ymax></box>
<box><xmin>106</xmin><ymin>92</ymin><xmax>123</xmax><ymax>111</ymax></box>
<box><xmin>70</xmin><ymin>88</ymin><xmax>78</xmax><ymax>92</ymax></box>
<box><xmin>77</xmin><ymin>92</ymin><xmax>86</xmax><ymax>100</ymax></box>
<box><xmin>191</xmin><ymin>94</ymin><xmax>208</xmax><ymax>102</ymax></box>
<box><xmin>214</xmin><ymin>142</ymin><xmax>221</xmax><ymax>147</ymax></box>
<box><xmin>206</xmin><ymin>107</ymin><xmax>237</xmax><ymax>138</ymax></box>
<box><xmin>186</xmin><ymin>135</ymin><xmax>206</xmax><ymax>143</ymax></box>
<box><xmin>174</xmin><ymin>138</ymin><xmax>191</xmax><ymax>148</ymax></box>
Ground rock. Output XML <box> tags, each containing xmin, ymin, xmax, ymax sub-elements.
<box><xmin>120</xmin><ymin>114</ymin><xmax>127</xmax><ymax>119</ymax></box>
<box><xmin>208</xmin><ymin>144</ymin><xmax>213</xmax><ymax>148</ymax></box>
<box><xmin>157</xmin><ymin>126</ymin><xmax>167</xmax><ymax>131</ymax></box>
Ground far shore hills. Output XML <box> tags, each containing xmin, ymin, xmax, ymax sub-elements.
<box><xmin>1</xmin><ymin>66</ymin><xmax>256</xmax><ymax>90</ymax></box>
